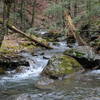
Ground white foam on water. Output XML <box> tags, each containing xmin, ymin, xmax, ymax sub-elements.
<box><xmin>50</xmin><ymin>42</ymin><xmax>69</xmax><ymax>50</ymax></box>
<box><xmin>39</xmin><ymin>31</ymin><xmax>47</xmax><ymax>35</ymax></box>
<box><xmin>0</xmin><ymin>42</ymin><xmax>68</xmax><ymax>82</ymax></box>
<box><xmin>34</xmin><ymin>30</ymin><xmax>48</xmax><ymax>35</ymax></box>
<box><xmin>0</xmin><ymin>52</ymin><xmax>48</xmax><ymax>82</ymax></box>
<box><xmin>90</xmin><ymin>70</ymin><xmax>100</xmax><ymax>74</ymax></box>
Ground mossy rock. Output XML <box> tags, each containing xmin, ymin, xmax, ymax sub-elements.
<box><xmin>0</xmin><ymin>34</ymin><xmax>36</xmax><ymax>54</ymax></box>
<box><xmin>41</xmin><ymin>55</ymin><xmax>83</xmax><ymax>79</ymax></box>
<box><xmin>64</xmin><ymin>49</ymin><xmax>85</xmax><ymax>58</ymax></box>
<box><xmin>90</xmin><ymin>38</ymin><xmax>100</xmax><ymax>47</ymax></box>
<box><xmin>0</xmin><ymin>67</ymin><xmax>5</xmax><ymax>74</ymax></box>
<box><xmin>42</xmin><ymin>30</ymin><xmax>64</xmax><ymax>42</ymax></box>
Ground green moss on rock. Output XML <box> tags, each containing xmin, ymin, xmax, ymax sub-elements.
<box><xmin>42</xmin><ymin>55</ymin><xmax>83</xmax><ymax>79</ymax></box>
<box><xmin>64</xmin><ymin>49</ymin><xmax>85</xmax><ymax>58</ymax></box>
<box><xmin>0</xmin><ymin>67</ymin><xmax>5</xmax><ymax>74</ymax></box>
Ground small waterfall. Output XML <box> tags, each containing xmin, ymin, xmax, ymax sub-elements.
<box><xmin>0</xmin><ymin>41</ymin><xmax>69</xmax><ymax>83</ymax></box>
<box><xmin>0</xmin><ymin>52</ymin><xmax>48</xmax><ymax>82</ymax></box>
<box><xmin>20</xmin><ymin>52</ymin><xmax>49</xmax><ymax>77</ymax></box>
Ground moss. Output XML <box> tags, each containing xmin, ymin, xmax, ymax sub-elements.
<box><xmin>0</xmin><ymin>47</ymin><xmax>21</xmax><ymax>60</ymax></box>
<box><xmin>64</xmin><ymin>49</ymin><xmax>85</xmax><ymax>57</ymax></box>
<box><xmin>0</xmin><ymin>67</ymin><xmax>5</xmax><ymax>74</ymax></box>
<box><xmin>58</xmin><ymin>56</ymin><xmax>81</xmax><ymax>74</ymax></box>
<box><xmin>0</xmin><ymin>35</ymin><xmax>37</xmax><ymax>54</ymax></box>
<box><xmin>45</xmin><ymin>38</ymin><xmax>56</xmax><ymax>42</ymax></box>
<box><xmin>42</xmin><ymin>55</ymin><xmax>82</xmax><ymax>79</ymax></box>
<box><xmin>94</xmin><ymin>39</ymin><xmax>100</xmax><ymax>46</ymax></box>
<box><xmin>57</xmin><ymin>56</ymin><xmax>81</xmax><ymax>75</ymax></box>
<box><xmin>0</xmin><ymin>17</ymin><xmax>13</xmax><ymax>26</ymax></box>
<box><xmin>0</xmin><ymin>48</ymin><xmax>11</xmax><ymax>54</ymax></box>
<box><xmin>30</xmin><ymin>34</ymin><xmax>50</xmax><ymax>46</ymax></box>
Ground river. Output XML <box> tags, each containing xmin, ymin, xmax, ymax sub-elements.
<box><xmin>0</xmin><ymin>41</ymin><xmax>100</xmax><ymax>100</ymax></box>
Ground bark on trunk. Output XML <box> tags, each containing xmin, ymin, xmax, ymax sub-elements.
<box><xmin>0</xmin><ymin>1</ymin><xmax>11</xmax><ymax>47</ymax></box>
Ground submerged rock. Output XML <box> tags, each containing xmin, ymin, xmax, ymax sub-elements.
<box><xmin>16</xmin><ymin>66</ymin><xmax>29</xmax><ymax>73</ymax></box>
<box><xmin>41</xmin><ymin>55</ymin><xmax>83</xmax><ymax>79</ymax></box>
<box><xmin>35</xmin><ymin>77</ymin><xmax>55</xmax><ymax>90</ymax></box>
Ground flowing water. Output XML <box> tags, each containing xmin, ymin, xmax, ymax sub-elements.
<box><xmin>0</xmin><ymin>41</ymin><xmax>100</xmax><ymax>100</ymax></box>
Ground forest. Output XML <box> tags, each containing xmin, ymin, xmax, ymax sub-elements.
<box><xmin>0</xmin><ymin>0</ymin><xmax>100</xmax><ymax>100</ymax></box>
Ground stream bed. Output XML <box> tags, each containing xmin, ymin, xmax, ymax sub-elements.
<box><xmin>0</xmin><ymin>42</ymin><xmax>100</xmax><ymax>100</ymax></box>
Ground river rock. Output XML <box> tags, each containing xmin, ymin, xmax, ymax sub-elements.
<box><xmin>27</xmin><ymin>28</ymin><xmax>66</xmax><ymax>42</ymax></box>
<box><xmin>64</xmin><ymin>48</ymin><xmax>100</xmax><ymax>69</ymax></box>
<box><xmin>43</xmin><ymin>31</ymin><xmax>66</xmax><ymax>42</ymax></box>
<box><xmin>35</xmin><ymin>77</ymin><xmax>55</xmax><ymax>90</ymax></box>
<box><xmin>41</xmin><ymin>54</ymin><xmax>83</xmax><ymax>79</ymax></box>
<box><xmin>64</xmin><ymin>46</ymin><xmax>100</xmax><ymax>59</ymax></box>
<box><xmin>0</xmin><ymin>67</ymin><xmax>5</xmax><ymax>74</ymax></box>
<box><xmin>90</xmin><ymin>36</ymin><xmax>100</xmax><ymax>54</ymax></box>
<box><xmin>0</xmin><ymin>54</ymin><xmax>29</xmax><ymax>71</ymax></box>
<box><xmin>67</xmin><ymin>36</ymin><xmax>76</xmax><ymax>47</ymax></box>
<box><xmin>64</xmin><ymin>48</ymin><xmax>86</xmax><ymax>58</ymax></box>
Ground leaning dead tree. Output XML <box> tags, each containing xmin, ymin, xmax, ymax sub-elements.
<box><xmin>64</xmin><ymin>11</ymin><xmax>87</xmax><ymax>46</ymax></box>
<box><xmin>64</xmin><ymin>11</ymin><xmax>96</xmax><ymax>59</ymax></box>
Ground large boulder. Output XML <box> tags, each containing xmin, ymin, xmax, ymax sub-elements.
<box><xmin>41</xmin><ymin>54</ymin><xmax>83</xmax><ymax>79</ymax></box>
<box><xmin>64</xmin><ymin>48</ymin><xmax>100</xmax><ymax>69</ymax></box>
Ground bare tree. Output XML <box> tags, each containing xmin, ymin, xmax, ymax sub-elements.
<box><xmin>31</xmin><ymin>0</ymin><xmax>36</xmax><ymax>27</ymax></box>
<box><xmin>0</xmin><ymin>0</ymin><xmax>13</xmax><ymax>47</ymax></box>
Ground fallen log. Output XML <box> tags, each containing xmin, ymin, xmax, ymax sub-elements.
<box><xmin>0</xmin><ymin>19</ymin><xmax>53</xmax><ymax>49</ymax></box>
<box><xmin>9</xmin><ymin>26</ymin><xmax>53</xmax><ymax>49</ymax></box>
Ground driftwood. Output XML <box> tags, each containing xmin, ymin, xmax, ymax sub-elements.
<box><xmin>64</xmin><ymin>12</ymin><xmax>87</xmax><ymax>46</ymax></box>
<box><xmin>0</xmin><ymin>19</ymin><xmax>53</xmax><ymax>49</ymax></box>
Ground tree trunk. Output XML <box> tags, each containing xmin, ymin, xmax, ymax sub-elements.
<box><xmin>20</xmin><ymin>0</ymin><xmax>24</xmax><ymax>30</ymax></box>
<box><xmin>74</xmin><ymin>0</ymin><xmax>78</xmax><ymax>17</ymax></box>
<box><xmin>31</xmin><ymin>0</ymin><xmax>36</xmax><ymax>27</ymax></box>
<box><xmin>0</xmin><ymin>0</ymin><xmax>11</xmax><ymax>47</ymax></box>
